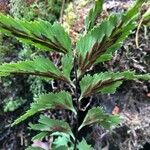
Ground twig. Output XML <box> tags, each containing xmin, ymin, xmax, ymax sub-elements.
<box><xmin>59</xmin><ymin>0</ymin><xmax>65</xmax><ymax>23</ymax></box>
<box><xmin>135</xmin><ymin>18</ymin><xmax>144</xmax><ymax>48</ymax></box>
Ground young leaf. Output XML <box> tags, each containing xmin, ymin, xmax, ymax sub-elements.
<box><xmin>77</xmin><ymin>138</ymin><xmax>94</xmax><ymax>150</ymax></box>
<box><xmin>80</xmin><ymin>72</ymin><xmax>123</xmax><ymax>99</ymax></box>
<box><xmin>29</xmin><ymin>115</ymin><xmax>73</xmax><ymax>137</ymax></box>
<box><xmin>78</xmin><ymin>107</ymin><xmax>121</xmax><ymax>131</ymax></box>
<box><xmin>79</xmin><ymin>71</ymin><xmax>150</xmax><ymax>99</ymax></box>
<box><xmin>85</xmin><ymin>0</ymin><xmax>103</xmax><ymax>31</ymax></box>
<box><xmin>12</xmin><ymin>91</ymin><xmax>76</xmax><ymax>126</ymax></box>
<box><xmin>0</xmin><ymin>14</ymin><xmax>72</xmax><ymax>53</ymax></box>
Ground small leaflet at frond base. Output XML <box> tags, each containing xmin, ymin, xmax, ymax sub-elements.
<box><xmin>29</xmin><ymin>115</ymin><xmax>74</xmax><ymax>138</ymax></box>
<box><xmin>78</xmin><ymin>107</ymin><xmax>121</xmax><ymax>131</ymax></box>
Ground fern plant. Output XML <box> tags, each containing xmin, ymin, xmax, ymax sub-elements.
<box><xmin>0</xmin><ymin>0</ymin><xmax>149</xmax><ymax>149</ymax></box>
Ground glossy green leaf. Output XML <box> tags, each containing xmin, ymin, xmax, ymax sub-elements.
<box><xmin>95</xmin><ymin>54</ymin><xmax>113</xmax><ymax>64</ymax></box>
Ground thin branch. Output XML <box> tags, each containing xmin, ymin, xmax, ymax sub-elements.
<box><xmin>135</xmin><ymin>18</ymin><xmax>144</xmax><ymax>48</ymax></box>
<box><xmin>59</xmin><ymin>0</ymin><xmax>65</xmax><ymax>23</ymax></box>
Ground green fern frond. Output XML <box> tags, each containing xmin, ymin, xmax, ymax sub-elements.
<box><xmin>77</xmin><ymin>0</ymin><xmax>146</xmax><ymax>76</ymax></box>
<box><xmin>80</xmin><ymin>71</ymin><xmax>150</xmax><ymax>99</ymax></box>
<box><xmin>78</xmin><ymin>107</ymin><xmax>121</xmax><ymax>131</ymax></box>
<box><xmin>31</xmin><ymin>132</ymin><xmax>48</xmax><ymax>141</ymax></box>
<box><xmin>0</xmin><ymin>14</ymin><xmax>72</xmax><ymax>53</ymax></box>
<box><xmin>0</xmin><ymin>57</ymin><xmax>70</xmax><ymax>82</ymax></box>
<box><xmin>12</xmin><ymin>91</ymin><xmax>76</xmax><ymax>126</ymax></box>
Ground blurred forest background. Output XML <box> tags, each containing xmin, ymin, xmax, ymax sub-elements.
<box><xmin>0</xmin><ymin>0</ymin><xmax>149</xmax><ymax>149</ymax></box>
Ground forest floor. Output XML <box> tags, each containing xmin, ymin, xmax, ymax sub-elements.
<box><xmin>0</xmin><ymin>0</ymin><xmax>150</xmax><ymax>150</ymax></box>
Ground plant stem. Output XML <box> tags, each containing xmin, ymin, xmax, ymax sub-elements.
<box><xmin>74</xmin><ymin>57</ymin><xmax>80</xmax><ymax>150</ymax></box>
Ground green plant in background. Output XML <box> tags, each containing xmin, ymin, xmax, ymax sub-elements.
<box><xmin>3</xmin><ymin>97</ymin><xmax>26</xmax><ymax>112</ymax></box>
<box><xmin>9</xmin><ymin>0</ymin><xmax>62</xmax><ymax>22</ymax></box>
<box><xmin>0</xmin><ymin>0</ymin><xmax>149</xmax><ymax>149</ymax></box>
<box><xmin>27</xmin><ymin>76</ymin><xmax>46</xmax><ymax>98</ymax></box>
<box><xmin>0</xmin><ymin>33</ymin><xmax>18</xmax><ymax>64</ymax></box>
